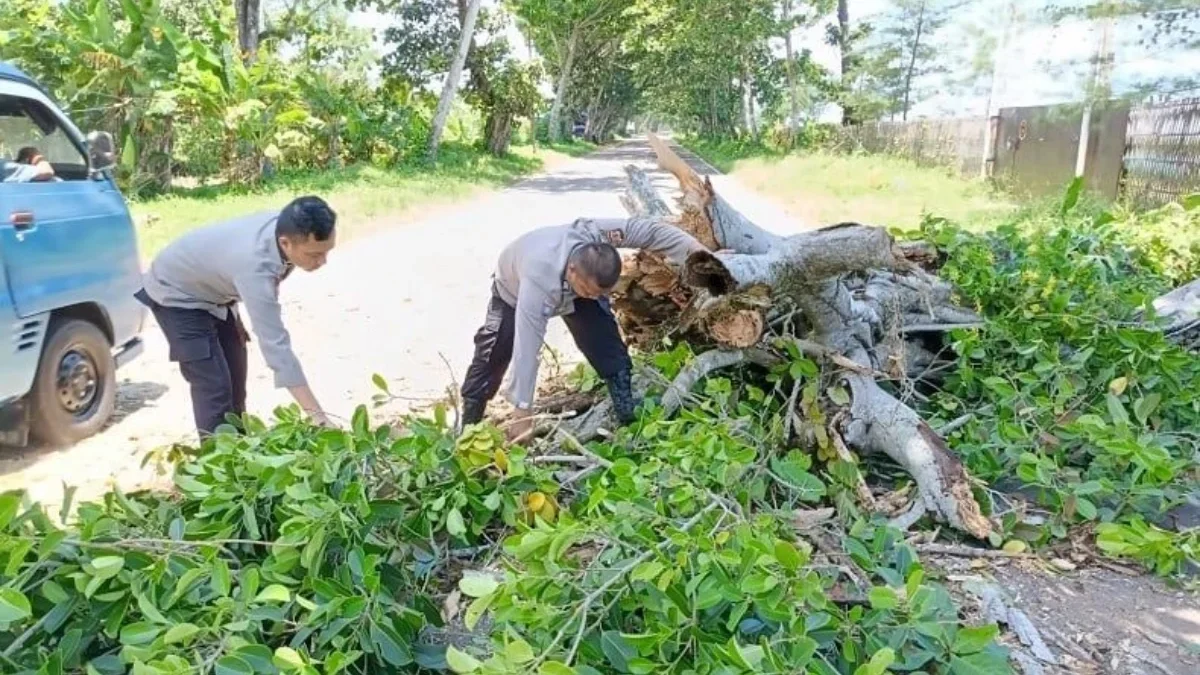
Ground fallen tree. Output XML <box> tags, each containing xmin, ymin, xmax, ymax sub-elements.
<box><xmin>577</xmin><ymin>134</ymin><xmax>994</xmax><ymax>538</ymax></box>
<box><xmin>565</xmin><ymin>135</ymin><xmax>1200</xmax><ymax>545</ymax></box>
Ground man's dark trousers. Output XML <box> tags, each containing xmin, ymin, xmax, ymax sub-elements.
<box><xmin>135</xmin><ymin>290</ymin><xmax>248</xmax><ymax>436</ymax></box>
<box><xmin>461</xmin><ymin>289</ymin><xmax>632</xmax><ymax>409</ymax></box>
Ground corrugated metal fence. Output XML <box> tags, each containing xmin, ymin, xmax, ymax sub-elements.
<box><xmin>837</xmin><ymin>99</ymin><xmax>1200</xmax><ymax>208</ymax></box>
<box><xmin>837</xmin><ymin>117</ymin><xmax>989</xmax><ymax>177</ymax></box>
<box><xmin>1123</xmin><ymin>99</ymin><xmax>1200</xmax><ymax>207</ymax></box>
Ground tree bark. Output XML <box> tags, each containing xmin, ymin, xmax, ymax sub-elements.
<box><xmin>901</xmin><ymin>1</ymin><xmax>927</xmax><ymax>121</ymax></box>
<box><xmin>235</xmin><ymin>0</ymin><xmax>262</xmax><ymax>63</ymax></box>
<box><xmin>548</xmin><ymin>28</ymin><xmax>580</xmax><ymax>144</ymax></box>
<box><xmin>603</xmin><ymin>133</ymin><xmax>993</xmax><ymax>538</ymax></box>
<box><xmin>837</xmin><ymin>0</ymin><xmax>855</xmax><ymax>126</ymax></box>
<box><xmin>429</xmin><ymin>0</ymin><xmax>483</xmax><ymax>161</ymax></box>
<box><xmin>782</xmin><ymin>0</ymin><xmax>803</xmax><ymax>142</ymax></box>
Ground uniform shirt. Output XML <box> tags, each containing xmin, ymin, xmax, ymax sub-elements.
<box><xmin>1</xmin><ymin>160</ymin><xmax>41</xmax><ymax>182</ymax></box>
<box><xmin>495</xmin><ymin>216</ymin><xmax>704</xmax><ymax>410</ymax></box>
<box><xmin>141</xmin><ymin>211</ymin><xmax>305</xmax><ymax>389</ymax></box>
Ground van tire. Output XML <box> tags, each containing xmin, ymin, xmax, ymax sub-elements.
<box><xmin>29</xmin><ymin>319</ymin><xmax>116</xmax><ymax>447</ymax></box>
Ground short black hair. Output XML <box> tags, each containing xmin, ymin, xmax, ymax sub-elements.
<box><xmin>277</xmin><ymin>196</ymin><xmax>336</xmax><ymax>241</ymax></box>
<box><xmin>16</xmin><ymin>147</ymin><xmax>38</xmax><ymax>163</ymax></box>
<box><xmin>569</xmin><ymin>242</ymin><xmax>622</xmax><ymax>288</ymax></box>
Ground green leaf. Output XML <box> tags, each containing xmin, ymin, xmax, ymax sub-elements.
<box><xmin>953</xmin><ymin>625</ymin><xmax>999</xmax><ymax>655</ymax></box>
<box><xmin>370</xmin><ymin>622</ymin><xmax>413</xmax><ymax>667</ymax></box>
<box><xmin>774</xmin><ymin>539</ymin><xmax>806</xmax><ymax>571</ymax></box>
<box><xmin>949</xmin><ymin>648</ymin><xmax>1012</xmax><ymax>675</ymax></box>
<box><xmin>769</xmin><ymin>457</ymin><xmax>826</xmax><ymax>501</ymax></box>
<box><xmin>164</xmin><ymin>623</ymin><xmax>201</xmax><ymax>645</ymax></box>
<box><xmin>1181</xmin><ymin>193</ymin><xmax>1200</xmax><ymax>210</ymax></box>
<box><xmin>372</xmin><ymin>373</ymin><xmax>390</xmax><ymax>393</ymax></box>
<box><xmin>446</xmin><ymin>509</ymin><xmax>467</xmax><ymax>537</ymax></box>
<box><xmin>0</xmin><ymin>587</ymin><xmax>32</xmax><ymax>622</ymax></box>
<box><xmin>868</xmin><ymin>586</ymin><xmax>899</xmax><ymax>611</ymax></box>
<box><xmin>853</xmin><ymin>647</ymin><xmax>896</xmax><ymax>675</ymax></box>
<box><xmin>906</xmin><ymin>568</ymin><xmax>925</xmax><ymax>601</ymax></box>
<box><xmin>0</xmin><ymin>492</ymin><xmax>21</xmax><ymax>530</ymax></box>
<box><xmin>212</xmin><ymin>559</ymin><xmax>231</xmax><ymax>597</ymax></box>
<box><xmin>505</xmin><ymin>639</ymin><xmax>535</xmax><ymax>664</ymax></box>
<box><xmin>89</xmin><ymin>555</ymin><xmax>125</xmax><ymax>580</ymax></box>
<box><xmin>93</xmin><ymin>0</ymin><xmax>116</xmax><ymax>44</ymax></box>
<box><xmin>1106</xmin><ymin>393</ymin><xmax>1130</xmax><ymax>426</ymax></box>
<box><xmin>540</xmin><ymin>663</ymin><xmax>576</xmax><ymax>675</ymax></box>
<box><xmin>1134</xmin><ymin>393</ymin><xmax>1162</xmax><ymax>425</ymax></box>
<box><xmin>233</xmin><ymin>645</ymin><xmax>275</xmax><ymax>673</ymax></box>
<box><xmin>827</xmin><ymin>385</ymin><xmax>851</xmax><ymax>406</ymax></box>
<box><xmin>445</xmin><ymin>646</ymin><xmax>482</xmax><ymax>673</ymax></box>
<box><xmin>631</xmin><ymin>561</ymin><xmax>665</xmax><ymax>583</ymax></box>
<box><xmin>600</xmin><ymin>631</ymin><xmax>637</xmax><ymax>672</ymax></box>
<box><xmin>254</xmin><ymin>584</ymin><xmax>291</xmax><ymax>604</ymax></box>
<box><xmin>458</xmin><ymin>571</ymin><xmax>499</xmax><ymax>598</ymax></box>
<box><xmin>1060</xmin><ymin>176</ymin><xmax>1084</xmax><ymax>215</ymax></box>
<box><xmin>214</xmin><ymin>656</ymin><xmax>255</xmax><ymax>675</ymax></box>
<box><xmin>1075</xmin><ymin>497</ymin><xmax>1098</xmax><ymax>520</ymax></box>
<box><xmin>121</xmin><ymin>133</ymin><xmax>137</xmax><ymax>174</ymax></box>
<box><xmin>119</xmin><ymin>622</ymin><xmax>162</xmax><ymax>646</ymax></box>
<box><xmin>273</xmin><ymin>647</ymin><xmax>306</xmax><ymax>671</ymax></box>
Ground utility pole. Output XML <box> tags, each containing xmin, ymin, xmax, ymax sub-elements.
<box><xmin>1076</xmin><ymin>9</ymin><xmax>1115</xmax><ymax>178</ymax></box>
<box><xmin>980</xmin><ymin>0</ymin><xmax>1019</xmax><ymax>178</ymax></box>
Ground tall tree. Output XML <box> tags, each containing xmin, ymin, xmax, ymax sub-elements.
<box><xmin>511</xmin><ymin>0</ymin><xmax>630</xmax><ymax>143</ymax></box>
<box><xmin>428</xmin><ymin>0</ymin><xmax>482</xmax><ymax>159</ymax></box>
<box><xmin>234</xmin><ymin>0</ymin><xmax>261</xmax><ymax>61</ymax></box>
<box><xmin>779</xmin><ymin>0</ymin><xmax>832</xmax><ymax>141</ymax></box>
<box><xmin>836</xmin><ymin>0</ymin><xmax>853</xmax><ymax>124</ymax></box>
<box><xmin>866</xmin><ymin>0</ymin><xmax>959</xmax><ymax>120</ymax></box>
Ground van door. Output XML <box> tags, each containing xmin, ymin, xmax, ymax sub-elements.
<box><xmin>0</xmin><ymin>81</ymin><xmax>140</xmax><ymax>322</ymax></box>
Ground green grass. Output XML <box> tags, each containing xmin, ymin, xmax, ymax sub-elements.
<box><xmin>683</xmin><ymin>138</ymin><xmax>1015</xmax><ymax>232</ymax></box>
<box><xmin>131</xmin><ymin>141</ymin><xmax>596</xmax><ymax>258</ymax></box>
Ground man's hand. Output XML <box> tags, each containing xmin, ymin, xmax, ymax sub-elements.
<box><xmin>288</xmin><ymin>385</ymin><xmax>335</xmax><ymax>428</ymax></box>
<box><xmin>506</xmin><ymin>409</ymin><xmax>535</xmax><ymax>443</ymax></box>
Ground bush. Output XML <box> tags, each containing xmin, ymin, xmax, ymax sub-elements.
<box><xmin>916</xmin><ymin>195</ymin><xmax>1200</xmax><ymax>574</ymax></box>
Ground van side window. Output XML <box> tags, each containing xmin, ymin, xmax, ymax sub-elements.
<box><xmin>0</xmin><ymin>93</ymin><xmax>88</xmax><ymax>182</ymax></box>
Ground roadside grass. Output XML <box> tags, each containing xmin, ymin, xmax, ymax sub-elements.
<box><xmin>683</xmin><ymin>138</ymin><xmax>1015</xmax><ymax>232</ymax></box>
<box><xmin>131</xmin><ymin>141</ymin><xmax>596</xmax><ymax>257</ymax></box>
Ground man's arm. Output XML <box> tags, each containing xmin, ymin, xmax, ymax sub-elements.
<box><xmin>504</xmin><ymin>287</ymin><xmax>550</xmax><ymax>440</ymax></box>
<box><xmin>588</xmin><ymin>216</ymin><xmax>707</xmax><ymax>265</ymax></box>
<box><xmin>1</xmin><ymin>161</ymin><xmax>51</xmax><ymax>183</ymax></box>
<box><xmin>27</xmin><ymin>153</ymin><xmax>54</xmax><ymax>181</ymax></box>
<box><xmin>233</xmin><ymin>272</ymin><xmax>329</xmax><ymax>424</ymax></box>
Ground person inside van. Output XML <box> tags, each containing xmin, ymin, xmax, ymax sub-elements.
<box><xmin>1</xmin><ymin>146</ymin><xmax>54</xmax><ymax>182</ymax></box>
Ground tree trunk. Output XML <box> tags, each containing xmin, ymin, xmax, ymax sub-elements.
<box><xmin>837</xmin><ymin>0</ymin><xmax>855</xmax><ymax>126</ymax></box>
<box><xmin>428</xmin><ymin>0</ymin><xmax>483</xmax><ymax>161</ymax></box>
<box><xmin>235</xmin><ymin>0</ymin><xmax>261</xmax><ymax>63</ymax></box>
<box><xmin>485</xmin><ymin>111</ymin><xmax>515</xmax><ymax>156</ymax></box>
<box><xmin>901</xmin><ymin>1</ymin><xmax>927</xmax><ymax>121</ymax></box>
<box><xmin>548</xmin><ymin>28</ymin><xmax>580</xmax><ymax>144</ymax></box>
<box><xmin>782</xmin><ymin>0</ymin><xmax>803</xmax><ymax>142</ymax></box>
<box><xmin>585</xmin><ymin>133</ymin><xmax>995</xmax><ymax>537</ymax></box>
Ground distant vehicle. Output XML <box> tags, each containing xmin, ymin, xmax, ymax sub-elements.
<box><xmin>0</xmin><ymin>62</ymin><xmax>145</xmax><ymax>447</ymax></box>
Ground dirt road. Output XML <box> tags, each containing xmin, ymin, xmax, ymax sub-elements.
<box><xmin>0</xmin><ymin>139</ymin><xmax>800</xmax><ymax>509</ymax></box>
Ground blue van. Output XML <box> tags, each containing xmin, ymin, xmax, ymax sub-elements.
<box><xmin>0</xmin><ymin>62</ymin><xmax>145</xmax><ymax>447</ymax></box>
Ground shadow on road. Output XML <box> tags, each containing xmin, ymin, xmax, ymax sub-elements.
<box><xmin>0</xmin><ymin>380</ymin><xmax>169</xmax><ymax>470</ymax></box>
<box><xmin>513</xmin><ymin>172</ymin><xmax>628</xmax><ymax>195</ymax></box>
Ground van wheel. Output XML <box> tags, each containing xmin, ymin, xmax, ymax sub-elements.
<box><xmin>29</xmin><ymin>319</ymin><xmax>116</xmax><ymax>447</ymax></box>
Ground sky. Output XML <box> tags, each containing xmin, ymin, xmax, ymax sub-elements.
<box><xmin>346</xmin><ymin>0</ymin><xmax>1200</xmax><ymax>123</ymax></box>
<box><xmin>795</xmin><ymin>0</ymin><xmax>1200</xmax><ymax>121</ymax></box>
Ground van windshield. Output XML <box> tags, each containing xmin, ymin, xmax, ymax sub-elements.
<box><xmin>0</xmin><ymin>96</ymin><xmax>87</xmax><ymax>181</ymax></box>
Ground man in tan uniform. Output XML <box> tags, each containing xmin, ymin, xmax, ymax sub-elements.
<box><xmin>461</xmin><ymin>216</ymin><xmax>705</xmax><ymax>438</ymax></box>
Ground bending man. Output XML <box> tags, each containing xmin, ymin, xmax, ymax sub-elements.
<box><xmin>461</xmin><ymin>216</ymin><xmax>705</xmax><ymax>438</ymax></box>
<box><xmin>136</xmin><ymin>196</ymin><xmax>337</xmax><ymax>437</ymax></box>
